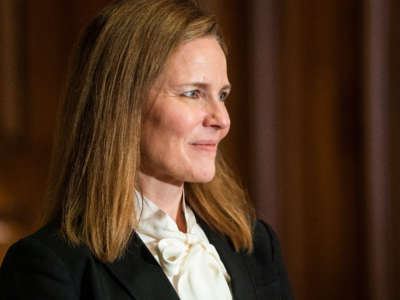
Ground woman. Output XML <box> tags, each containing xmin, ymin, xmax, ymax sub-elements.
<box><xmin>0</xmin><ymin>0</ymin><xmax>293</xmax><ymax>299</ymax></box>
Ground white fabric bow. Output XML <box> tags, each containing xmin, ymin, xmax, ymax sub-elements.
<box><xmin>134</xmin><ymin>190</ymin><xmax>232</xmax><ymax>300</ymax></box>
<box><xmin>157</xmin><ymin>234</ymin><xmax>232</xmax><ymax>300</ymax></box>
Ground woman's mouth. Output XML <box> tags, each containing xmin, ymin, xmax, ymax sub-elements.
<box><xmin>190</xmin><ymin>140</ymin><xmax>218</xmax><ymax>152</ymax></box>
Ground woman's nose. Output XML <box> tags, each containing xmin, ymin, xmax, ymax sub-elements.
<box><xmin>203</xmin><ymin>99</ymin><xmax>230</xmax><ymax>130</ymax></box>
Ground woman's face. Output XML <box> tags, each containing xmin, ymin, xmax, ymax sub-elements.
<box><xmin>140</xmin><ymin>36</ymin><xmax>231</xmax><ymax>184</ymax></box>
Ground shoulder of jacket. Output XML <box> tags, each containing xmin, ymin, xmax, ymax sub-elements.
<box><xmin>6</xmin><ymin>221</ymin><xmax>94</xmax><ymax>269</ymax></box>
<box><xmin>254</xmin><ymin>219</ymin><xmax>278</xmax><ymax>243</ymax></box>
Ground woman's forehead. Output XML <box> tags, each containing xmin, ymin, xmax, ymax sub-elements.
<box><xmin>159</xmin><ymin>37</ymin><xmax>228</xmax><ymax>85</ymax></box>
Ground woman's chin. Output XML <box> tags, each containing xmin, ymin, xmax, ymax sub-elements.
<box><xmin>186</xmin><ymin>167</ymin><xmax>216</xmax><ymax>183</ymax></box>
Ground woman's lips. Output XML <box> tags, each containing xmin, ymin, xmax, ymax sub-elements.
<box><xmin>190</xmin><ymin>141</ymin><xmax>218</xmax><ymax>152</ymax></box>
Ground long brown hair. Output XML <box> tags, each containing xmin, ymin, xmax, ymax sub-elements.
<box><xmin>44</xmin><ymin>0</ymin><xmax>255</xmax><ymax>262</ymax></box>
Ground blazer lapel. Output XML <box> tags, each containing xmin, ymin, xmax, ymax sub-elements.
<box><xmin>104</xmin><ymin>234</ymin><xmax>180</xmax><ymax>300</ymax></box>
<box><xmin>198</xmin><ymin>218</ymin><xmax>257</xmax><ymax>300</ymax></box>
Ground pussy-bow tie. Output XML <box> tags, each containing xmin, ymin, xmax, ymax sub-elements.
<box><xmin>156</xmin><ymin>233</ymin><xmax>232</xmax><ymax>300</ymax></box>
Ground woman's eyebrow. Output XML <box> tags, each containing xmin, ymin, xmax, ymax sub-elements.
<box><xmin>176</xmin><ymin>82</ymin><xmax>232</xmax><ymax>90</ymax></box>
<box><xmin>221</xmin><ymin>84</ymin><xmax>231</xmax><ymax>91</ymax></box>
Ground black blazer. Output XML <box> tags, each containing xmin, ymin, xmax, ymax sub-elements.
<box><xmin>0</xmin><ymin>219</ymin><xmax>293</xmax><ymax>300</ymax></box>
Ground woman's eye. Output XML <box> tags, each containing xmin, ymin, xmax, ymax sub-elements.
<box><xmin>218</xmin><ymin>91</ymin><xmax>229</xmax><ymax>102</ymax></box>
<box><xmin>183</xmin><ymin>90</ymin><xmax>200</xmax><ymax>99</ymax></box>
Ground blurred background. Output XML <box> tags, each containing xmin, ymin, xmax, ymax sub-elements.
<box><xmin>0</xmin><ymin>0</ymin><xmax>399</xmax><ymax>299</ymax></box>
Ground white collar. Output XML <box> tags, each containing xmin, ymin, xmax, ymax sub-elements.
<box><xmin>134</xmin><ymin>189</ymin><xmax>199</xmax><ymax>238</ymax></box>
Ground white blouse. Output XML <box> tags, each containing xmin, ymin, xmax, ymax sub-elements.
<box><xmin>134</xmin><ymin>190</ymin><xmax>233</xmax><ymax>300</ymax></box>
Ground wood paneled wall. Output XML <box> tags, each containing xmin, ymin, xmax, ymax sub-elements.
<box><xmin>0</xmin><ymin>0</ymin><xmax>110</xmax><ymax>263</ymax></box>
<box><xmin>246</xmin><ymin>0</ymin><xmax>398</xmax><ymax>299</ymax></box>
<box><xmin>388</xmin><ymin>3</ymin><xmax>400</xmax><ymax>298</ymax></box>
<box><xmin>264</xmin><ymin>1</ymin><xmax>365</xmax><ymax>299</ymax></box>
<box><xmin>387</xmin><ymin>2</ymin><xmax>400</xmax><ymax>298</ymax></box>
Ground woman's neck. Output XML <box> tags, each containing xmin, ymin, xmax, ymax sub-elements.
<box><xmin>136</xmin><ymin>171</ymin><xmax>187</xmax><ymax>232</ymax></box>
